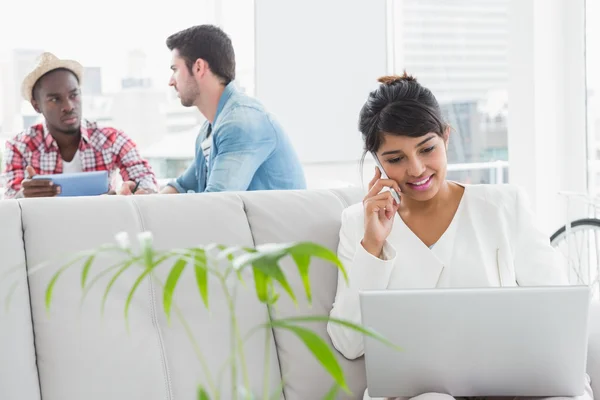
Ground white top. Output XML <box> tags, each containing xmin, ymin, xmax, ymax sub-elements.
<box><xmin>327</xmin><ymin>183</ymin><xmax>569</xmax><ymax>360</ymax></box>
<box><xmin>61</xmin><ymin>150</ymin><xmax>83</xmax><ymax>174</ymax></box>
<box><xmin>201</xmin><ymin>125</ymin><xmax>212</xmax><ymax>169</ymax></box>
<box><xmin>201</xmin><ymin>137</ymin><xmax>211</xmax><ymax>169</ymax></box>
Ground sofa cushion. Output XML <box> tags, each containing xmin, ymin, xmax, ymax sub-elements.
<box><xmin>239</xmin><ymin>188</ymin><xmax>366</xmax><ymax>400</ymax></box>
<box><xmin>18</xmin><ymin>193</ymin><xmax>283</xmax><ymax>400</ymax></box>
<box><xmin>131</xmin><ymin>193</ymin><xmax>282</xmax><ymax>399</ymax></box>
<box><xmin>20</xmin><ymin>196</ymin><xmax>173</xmax><ymax>400</ymax></box>
<box><xmin>0</xmin><ymin>201</ymin><xmax>41</xmax><ymax>400</ymax></box>
<box><xmin>587</xmin><ymin>303</ymin><xmax>600</xmax><ymax>396</ymax></box>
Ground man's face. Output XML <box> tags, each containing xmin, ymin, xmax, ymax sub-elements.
<box><xmin>32</xmin><ymin>69</ymin><xmax>82</xmax><ymax>135</ymax></box>
<box><xmin>169</xmin><ymin>49</ymin><xmax>200</xmax><ymax>107</ymax></box>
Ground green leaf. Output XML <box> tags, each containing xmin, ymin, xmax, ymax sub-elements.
<box><xmin>153</xmin><ymin>253</ymin><xmax>172</xmax><ymax>268</ymax></box>
<box><xmin>323</xmin><ymin>383</ymin><xmax>340</xmax><ymax>400</ymax></box>
<box><xmin>268</xmin><ymin>380</ymin><xmax>286</xmax><ymax>400</ymax></box>
<box><xmin>291</xmin><ymin>253</ymin><xmax>311</xmax><ymax>303</ymax></box>
<box><xmin>216</xmin><ymin>245</ymin><xmax>241</xmax><ymax>261</ymax></box>
<box><xmin>252</xmin><ymin>259</ymin><xmax>296</xmax><ymax>304</ymax></box>
<box><xmin>124</xmin><ymin>267</ymin><xmax>154</xmax><ymax>328</ymax></box>
<box><xmin>233</xmin><ymin>242</ymin><xmax>347</xmax><ymax>304</ymax></box>
<box><xmin>80</xmin><ymin>262</ymin><xmax>127</xmax><ymax>307</ymax></box>
<box><xmin>267</xmin><ymin>284</ymin><xmax>280</xmax><ymax>305</ymax></box>
<box><xmin>1</xmin><ymin>263</ymin><xmax>28</xmax><ymax>282</ymax></box>
<box><xmin>144</xmin><ymin>248</ymin><xmax>154</xmax><ymax>268</ymax></box>
<box><xmin>80</xmin><ymin>254</ymin><xmax>96</xmax><ymax>289</ymax></box>
<box><xmin>275</xmin><ymin>315</ymin><xmax>401</xmax><ymax>351</ymax></box>
<box><xmin>193</xmin><ymin>249</ymin><xmax>209</xmax><ymax>308</ymax></box>
<box><xmin>204</xmin><ymin>243</ymin><xmax>226</xmax><ymax>252</ymax></box>
<box><xmin>163</xmin><ymin>258</ymin><xmax>187</xmax><ymax>322</ymax></box>
<box><xmin>102</xmin><ymin>260</ymin><xmax>135</xmax><ymax>316</ymax></box>
<box><xmin>45</xmin><ymin>268</ymin><xmax>66</xmax><ymax>314</ymax></box>
<box><xmin>193</xmin><ymin>248</ymin><xmax>207</xmax><ymax>268</ymax></box>
<box><xmin>45</xmin><ymin>255</ymin><xmax>87</xmax><ymax>313</ymax></box>
<box><xmin>252</xmin><ymin>268</ymin><xmax>269</xmax><ymax>303</ymax></box>
<box><xmin>288</xmin><ymin>242</ymin><xmax>348</xmax><ymax>284</ymax></box>
<box><xmin>232</xmin><ymin>245</ymin><xmax>287</xmax><ymax>270</ymax></box>
<box><xmin>271</xmin><ymin>320</ymin><xmax>349</xmax><ymax>393</ymax></box>
<box><xmin>4</xmin><ymin>280</ymin><xmax>20</xmax><ymax>313</ymax></box>
<box><xmin>236</xmin><ymin>268</ymin><xmax>245</xmax><ymax>284</ymax></box>
<box><xmin>197</xmin><ymin>385</ymin><xmax>211</xmax><ymax>400</ymax></box>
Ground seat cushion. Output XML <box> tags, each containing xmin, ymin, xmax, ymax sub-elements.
<box><xmin>239</xmin><ymin>188</ymin><xmax>366</xmax><ymax>400</ymax></box>
<box><xmin>0</xmin><ymin>201</ymin><xmax>41</xmax><ymax>400</ymax></box>
<box><xmin>18</xmin><ymin>194</ymin><xmax>281</xmax><ymax>400</ymax></box>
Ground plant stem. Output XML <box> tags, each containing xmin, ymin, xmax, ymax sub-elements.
<box><xmin>220</xmin><ymin>275</ymin><xmax>250</xmax><ymax>399</ymax></box>
<box><xmin>231</xmin><ymin>292</ymin><xmax>238</xmax><ymax>400</ymax></box>
<box><xmin>151</xmin><ymin>275</ymin><xmax>218</xmax><ymax>397</ymax></box>
<box><xmin>262</xmin><ymin>322</ymin><xmax>271</xmax><ymax>400</ymax></box>
<box><xmin>172</xmin><ymin>304</ymin><xmax>218</xmax><ymax>396</ymax></box>
<box><xmin>233</xmin><ymin>285</ymin><xmax>251</xmax><ymax>391</ymax></box>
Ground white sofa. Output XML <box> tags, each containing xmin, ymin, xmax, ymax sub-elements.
<box><xmin>0</xmin><ymin>188</ymin><xmax>598</xmax><ymax>400</ymax></box>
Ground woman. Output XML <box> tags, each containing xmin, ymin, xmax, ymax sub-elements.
<box><xmin>326</xmin><ymin>73</ymin><xmax>593</xmax><ymax>400</ymax></box>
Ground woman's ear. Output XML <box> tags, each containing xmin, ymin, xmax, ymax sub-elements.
<box><xmin>443</xmin><ymin>125</ymin><xmax>451</xmax><ymax>150</ymax></box>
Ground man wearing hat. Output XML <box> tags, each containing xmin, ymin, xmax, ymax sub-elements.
<box><xmin>2</xmin><ymin>52</ymin><xmax>158</xmax><ymax>199</ymax></box>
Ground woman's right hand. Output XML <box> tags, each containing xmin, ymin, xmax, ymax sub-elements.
<box><xmin>361</xmin><ymin>167</ymin><xmax>401</xmax><ymax>257</ymax></box>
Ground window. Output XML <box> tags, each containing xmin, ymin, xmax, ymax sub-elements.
<box><xmin>587</xmin><ymin>0</ymin><xmax>600</xmax><ymax>194</ymax></box>
<box><xmin>392</xmin><ymin>0</ymin><xmax>509</xmax><ymax>185</ymax></box>
<box><xmin>0</xmin><ymin>0</ymin><xmax>255</xmax><ymax>195</ymax></box>
<box><xmin>0</xmin><ymin>0</ymin><xmax>516</xmax><ymax>195</ymax></box>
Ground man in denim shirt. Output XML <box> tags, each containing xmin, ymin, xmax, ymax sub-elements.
<box><xmin>161</xmin><ymin>25</ymin><xmax>306</xmax><ymax>194</ymax></box>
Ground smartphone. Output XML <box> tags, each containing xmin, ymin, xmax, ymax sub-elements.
<box><xmin>371</xmin><ymin>152</ymin><xmax>401</xmax><ymax>203</ymax></box>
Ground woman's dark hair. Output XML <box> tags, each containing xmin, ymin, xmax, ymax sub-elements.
<box><xmin>358</xmin><ymin>71</ymin><xmax>447</xmax><ymax>160</ymax></box>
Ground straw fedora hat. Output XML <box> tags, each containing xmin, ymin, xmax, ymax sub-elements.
<box><xmin>21</xmin><ymin>52</ymin><xmax>84</xmax><ymax>103</ymax></box>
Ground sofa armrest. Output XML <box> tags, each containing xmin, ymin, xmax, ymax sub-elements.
<box><xmin>587</xmin><ymin>303</ymin><xmax>600</xmax><ymax>396</ymax></box>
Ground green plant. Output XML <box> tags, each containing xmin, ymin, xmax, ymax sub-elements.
<box><xmin>17</xmin><ymin>231</ymin><xmax>400</xmax><ymax>399</ymax></box>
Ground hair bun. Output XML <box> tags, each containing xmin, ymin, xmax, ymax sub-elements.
<box><xmin>377</xmin><ymin>71</ymin><xmax>417</xmax><ymax>85</ymax></box>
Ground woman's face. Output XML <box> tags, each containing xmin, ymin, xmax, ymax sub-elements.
<box><xmin>375</xmin><ymin>129</ymin><xmax>449</xmax><ymax>202</ymax></box>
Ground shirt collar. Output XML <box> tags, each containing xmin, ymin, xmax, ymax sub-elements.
<box><xmin>42</xmin><ymin>118</ymin><xmax>90</xmax><ymax>150</ymax></box>
<box><xmin>213</xmin><ymin>81</ymin><xmax>238</xmax><ymax>126</ymax></box>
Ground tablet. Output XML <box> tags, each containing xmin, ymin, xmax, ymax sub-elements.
<box><xmin>32</xmin><ymin>171</ymin><xmax>109</xmax><ymax>197</ymax></box>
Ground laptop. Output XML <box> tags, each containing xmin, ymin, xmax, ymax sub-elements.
<box><xmin>359</xmin><ymin>286</ymin><xmax>591</xmax><ymax>398</ymax></box>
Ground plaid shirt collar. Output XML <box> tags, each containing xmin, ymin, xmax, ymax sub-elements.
<box><xmin>42</xmin><ymin>119</ymin><xmax>91</xmax><ymax>151</ymax></box>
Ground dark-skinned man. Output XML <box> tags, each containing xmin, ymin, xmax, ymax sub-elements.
<box><xmin>3</xmin><ymin>52</ymin><xmax>157</xmax><ymax>199</ymax></box>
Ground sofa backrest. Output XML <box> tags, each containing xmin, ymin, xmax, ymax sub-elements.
<box><xmin>2</xmin><ymin>187</ymin><xmax>599</xmax><ymax>400</ymax></box>
<box><xmin>0</xmin><ymin>201</ymin><xmax>41</xmax><ymax>400</ymax></box>
<box><xmin>0</xmin><ymin>187</ymin><xmax>367</xmax><ymax>400</ymax></box>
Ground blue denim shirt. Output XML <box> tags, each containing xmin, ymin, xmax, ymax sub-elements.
<box><xmin>168</xmin><ymin>82</ymin><xmax>306</xmax><ymax>193</ymax></box>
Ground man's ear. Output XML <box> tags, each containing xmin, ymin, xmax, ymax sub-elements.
<box><xmin>31</xmin><ymin>99</ymin><xmax>41</xmax><ymax>114</ymax></box>
<box><xmin>193</xmin><ymin>58</ymin><xmax>209</xmax><ymax>77</ymax></box>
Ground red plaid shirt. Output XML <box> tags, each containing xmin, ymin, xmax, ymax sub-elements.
<box><xmin>2</xmin><ymin>120</ymin><xmax>157</xmax><ymax>199</ymax></box>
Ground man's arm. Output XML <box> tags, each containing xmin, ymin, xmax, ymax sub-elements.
<box><xmin>205</xmin><ymin>120</ymin><xmax>275</xmax><ymax>192</ymax></box>
<box><xmin>3</xmin><ymin>140</ymin><xmax>26</xmax><ymax>199</ymax></box>
<box><xmin>112</xmin><ymin>130</ymin><xmax>159</xmax><ymax>193</ymax></box>
<box><xmin>161</xmin><ymin>185</ymin><xmax>179</xmax><ymax>194</ymax></box>
<box><xmin>3</xmin><ymin>140</ymin><xmax>60</xmax><ymax>199</ymax></box>
<box><xmin>162</xmin><ymin>161</ymin><xmax>197</xmax><ymax>194</ymax></box>
<box><xmin>162</xmin><ymin>127</ymin><xmax>206</xmax><ymax>194</ymax></box>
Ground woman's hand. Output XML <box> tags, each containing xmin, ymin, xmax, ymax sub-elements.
<box><xmin>362</xmin><ymin>167</ymin><xmax>401</xmax><ymax>257</ymax></box>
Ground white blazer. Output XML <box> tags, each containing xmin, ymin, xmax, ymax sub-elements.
<box><xmin>327</xmin><ymin>183</ymin><xmax>569</xmax><ymax>360</ymax></box>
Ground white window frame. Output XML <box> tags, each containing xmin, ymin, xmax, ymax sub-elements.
<box><xmin>508</xmin><ymin>0</ymin><xmax>587</xmax><ymax>234</ymax></box>
<box><xmin>252</xmin><ymin>0</ymin><xmax>588</xmax><ymax>234</ymax></box>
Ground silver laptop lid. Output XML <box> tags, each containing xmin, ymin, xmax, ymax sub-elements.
<box><xmin>359</xmin><ymin>286</ymin><xmax>590</xmax><ymax>398</ymax></box>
